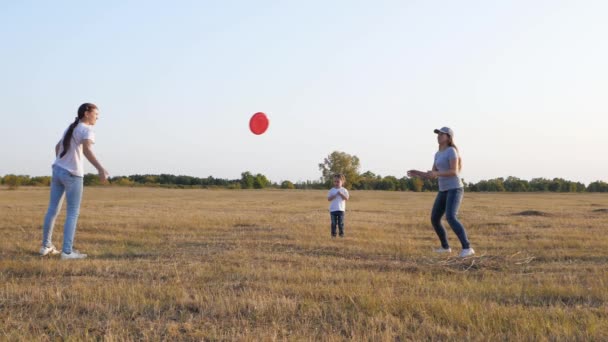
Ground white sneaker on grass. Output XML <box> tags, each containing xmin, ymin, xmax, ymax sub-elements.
<box><xmin>61</xmin><ymin>250</ymin><xmax>88</xmax><ymax>260</ymax></box>
<box><xmin>459</xmin><ymin>248</ymin><xmax>475</xmax><ymax>258</ymax></box>
<box><xmin>434</xmin><ymin>247</ymin><xmax>452</xmax><ymax>254</ymax></box>
<box><xmin>39</xmin><ymin>245</ymin><xmax>60</xmax><ymax>257</ymax></box>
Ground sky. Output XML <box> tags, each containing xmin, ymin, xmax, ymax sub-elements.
<box><xmin>1</xmin><ymin>0</ymin><xmax>607</xmax><ymax>184</ymax></box>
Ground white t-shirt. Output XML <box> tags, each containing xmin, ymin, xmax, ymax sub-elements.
<box><xmin>53</xmin><ymin>122</ymin><xmax>95</xmax><ymax>177</ymax></box>
<box><xmin>328</xmin><ymin>187</ymin><xmax>349</xmax><ymax>212</ymax></box>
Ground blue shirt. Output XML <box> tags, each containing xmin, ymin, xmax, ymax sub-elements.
<box><xmin>434</xmin><ymin>147</ymin><xmax>463</xmax><ymax>191</ymax></box>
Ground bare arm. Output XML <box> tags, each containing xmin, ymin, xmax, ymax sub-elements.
<box><xmin>82</xmin><ymin>139</ymin><xmax>109</xmax><ymax>183</ymax></box>
<box><xmin>408</xmin><ymin>166</ymin><xmax>435</xmax><ymax>180</ymax></box>
<box><xmin>338</xmin><ymin>190</ymin><xmax>349</xmax><ymax>200</ymax></box>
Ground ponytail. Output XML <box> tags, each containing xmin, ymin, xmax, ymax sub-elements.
<box><xmin>447</xmin><ymin>136</ymin><xmax>462</xmax><ymax>172</ymax></box>
<box><xmin>59</xmin><ymin>103</ymin><xmax>97</xmax><ymax>159</ymax></box>
<box><xmin>452</xmin><ymin>145</ymin><xmax>463</xmax><ymax>172</ymax></box>
<box><xmin>59</xmin><ymin>117</ymin><xmax>80</xmax><ymax>158</ymax></box>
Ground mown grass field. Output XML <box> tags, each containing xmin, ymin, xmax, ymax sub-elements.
<box><xmin>1</xmin><ymin>187</ymin><xmax>607</xmax><ymax>341</ymax></box>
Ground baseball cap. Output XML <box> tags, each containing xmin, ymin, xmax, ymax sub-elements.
<box><xmin>434</xmin><ymin>127</ymin><xmax>454</xmax><ymax>138</ymax></box>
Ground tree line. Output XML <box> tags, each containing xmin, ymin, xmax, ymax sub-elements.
<box><xmin>2</xmin><ymin>151</ymin><xmax>607</xmax><ymax>192</ymax></box>
<box><xmin>3</xmin><ymin>173</ymin><xmax>607</xmax><ymax>193</ymax></box>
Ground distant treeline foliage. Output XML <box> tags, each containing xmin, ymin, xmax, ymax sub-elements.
<box><xmin>2</xmin><ymin>151</ymin><xmax>607</xmax><ymax>192</ymax></box>
<box><xmin>1</xmin><ymin>173</ymin><xmax>607</xmax><ymax>192</ymax></box>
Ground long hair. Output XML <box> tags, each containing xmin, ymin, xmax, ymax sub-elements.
<box><xmin>446</xmin><ymin>135</ymin><xmax>463</xmax><ymax>172</ymax></box>
<box><xmin>59</xmin><ymin>103</ymin><xmax>97</xmax><ymax>158</ymax></box>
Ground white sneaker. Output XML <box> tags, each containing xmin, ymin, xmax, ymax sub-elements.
<box><xmin>434</xmin><ymin>247</ymin><xmax>452</xmax><ymax>253</ymax></box>
<box><xmin>61</xmin><ymin>250</ymin><xmax>88</xmax><ymax>260</ymax></box>
<box><xmin>459</xmin><ymin>248</ymin><xmax>475</xmax><ymax>258</ymax></box>
<box><xmin>40</xmin><ymin>245</ymin><xmax>60</xmax><ymax>257</ymax></box>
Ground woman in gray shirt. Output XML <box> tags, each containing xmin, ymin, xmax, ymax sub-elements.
<box><xmin>408</xmin><ymin>127</ymin><xmax>475</xmax><ymax>258</ymax></box>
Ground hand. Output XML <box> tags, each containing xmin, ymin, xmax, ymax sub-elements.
<box><xmin>98</xmin><ymin>169</ymin><xmax>110</xmax><ymax>184</ymax></box>
<box><xmin>425</xmin><ymin>171</ymin><xmax>438</xmax><ymax>179</ymax></box>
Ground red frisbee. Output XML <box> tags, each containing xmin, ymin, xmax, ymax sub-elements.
<box><xmin>249</xmin><ymin>112</ymin><xmax>269</xmax><ymax>135</ymax></box>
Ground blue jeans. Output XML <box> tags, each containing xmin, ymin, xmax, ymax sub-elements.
<box><xmin>431</xmin><ymin>187</ymin><xmax>471</xmax><ymax>249</ymax></box>
<box><xmin>42</xmin><ymin>165</ymin><xmax>84</xmax><ymax>254</ymax></box>
<box><xmin>330</xmin><ymin>211</ymin><xmax>345</xmax><ymax>236</ymax></box>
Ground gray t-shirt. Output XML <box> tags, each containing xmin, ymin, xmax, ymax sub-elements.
<box><xmin>434</xmin><ymin>147</ymin><xmax>463</xmax><ymax>191</ymax></box>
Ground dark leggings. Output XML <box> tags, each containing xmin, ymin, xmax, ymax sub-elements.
<box><xmin>431</xmin><ymin>188</ymin><xmax>471</xmax><ymax>249</ymax></box>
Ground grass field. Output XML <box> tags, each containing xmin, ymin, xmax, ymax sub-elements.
<box><xmin>1</xmin><ymin>187</ymin><xmax>607</xmax><ymax>341</ymax></box>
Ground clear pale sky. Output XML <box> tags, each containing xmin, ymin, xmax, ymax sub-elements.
<box><xmin>1</xmin><ymin>1</ymin><xmax>607</xmax><ymax>184</ymax></box>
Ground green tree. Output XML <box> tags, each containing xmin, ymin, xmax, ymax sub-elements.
<box><xmin>483</xmin><ymin>178</ymin><xmax>506</xmax><ymax>192</ymax></box>
<box><xmin>280</xmin><ymin>180</ymin><xmax>295</xmax><ymax>189</ymax></box>
<box><xmin>357</xmin><ymin>171</ymin><xmax>379</xmax><ymax>190</ymax></box>
<box><xmin>398</xmin><ymin>177</ymin><xmax>410</xmax><ymax>191</ymax></box>
<box><xmin>409</xmin><ymin>177</ymin><xmax>424</xmax><ymax>192</ymax></box>
<box><xmin>422</xmin><ymin>178</ymin><xmax>439</xmax><ymax>192</ymax></box>
<box><xmin>529</xmin><ymin>178</ymin><xmax>550</xmax><ymax>192</ymax></box>
<box><xmin>114</xmin><ymin>177</ymin><xmax>135</xmax><ymax>186</ymax></box>
<box><xmin>318</xmin><ymin>151</ymin><xmax>361</xmax><ymax>189</ymax></box>
<box><xmin>240</xmin><ymin>172</ymin><xmax>255</xmax><ymax>189</ymax></box>
<box><xmin>504</xmin><ymin>176</ymin><xmax>528</xmax><ymax>192</ymax></box>
<box><xmin>588</xmin><ymin>181</ymin><xmax>608</xmax><ymax>192</ymax></box>
<box><xmin>548</xmin><ymin>178</ymin><xmax>563</xmax><ymax>192</ymax></box>
<box><xmin>377</xmin><ymin>176</ymin><xmax>398</xmax><ymax>191</ymax></box>
<box><xmin>83</xmin><ymin>174</ymin><xmax>101</xmax><ymax>186</ymax></box>
<box><xmin>253</xmin><ymin>174</ymin><xmax>269</xmax><ymax>189</ymax></box>
<box><xmin>3</xmin><ymin>175</ymin><xmax>21</xmax><ymax>189</ymax></box>
<box><xmin>144</xmin><ymin>175</ymin><xmax>160</xmax><ymax>184</ymax></box>
<box><xmin>30</xmin><ymin>176</ymin><xmax>51</xmax><ymax>186</ymax></box>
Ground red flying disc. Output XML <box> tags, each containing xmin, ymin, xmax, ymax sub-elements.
<box><xmin>249</xmin><ymin>112</ymin><xmax>269</xmax><ymax>135</ymax></box>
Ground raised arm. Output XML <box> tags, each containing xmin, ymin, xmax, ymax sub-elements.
<box><xmin>82</xmin><ymin>139</ymin><xmax>109</xmax><ymax>183</ymax></box>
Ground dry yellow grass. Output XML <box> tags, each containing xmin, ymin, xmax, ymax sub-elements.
<box><xmin>1</xmin><ymin>187</ymin><xmax>607</xmax><ymax>341</ymax></box>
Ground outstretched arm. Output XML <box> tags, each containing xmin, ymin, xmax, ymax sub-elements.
<box><xmin>82</xmin><ymin>140</ymin><xmax>109</xmax><ymax>183</ymax></box>
<box><xmin>407</xmin><ymin>170</ymin><xmax>425</xmax><ymax>178</ymax></box>
<box><xmin>408</xmin><ymin>168</ymin><xmax>433</xmax><ymax>180</ymax></box>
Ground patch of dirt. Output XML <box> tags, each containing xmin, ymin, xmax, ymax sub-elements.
<box><xmin>232</xmin><ymin>224</ymin><xmax>276</xmax><ymax>232</ymax></box>
<box><xmin>592</xmin><ymin>208</ymin><xmax>608</xmax><ymax>213</ymax></box>
<box><xmin>349</xmin><ymin>209</ymin><xmax>387</xmax><ymax>214</ymax></box>
<box><xmin>513</xmin><ymin>210</ymin><xmax>551</xmax><ymax>217</ymax></box>
<box><xmin>485</xmin><ymin>222</ymin><xmax>509</xmax><ymax>228</ymax></box>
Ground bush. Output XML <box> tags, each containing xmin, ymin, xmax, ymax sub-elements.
<box><xmin>84</xmin><ymin>174</ymin><xmax>101</xmax><ymax>186</ymax></box>
<box><xmin>588</xmin><ymin>181</ymin><xmax>608</xmax><ymax>192</ymax></box>
<box><xmin>281</xmin><ymin>180</ymin><xmax>295</xmax><ymax>189</ymax></box>
<box><xmin>3</xmin><ymin>175</ymin><xmax>22</xmax><ymax>189</ymax></box>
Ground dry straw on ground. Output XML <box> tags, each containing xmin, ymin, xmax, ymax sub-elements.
<box><xmin>1</xmin><ymin>188</ymin><xmax>607</xmax><ymax>341</ymax></box>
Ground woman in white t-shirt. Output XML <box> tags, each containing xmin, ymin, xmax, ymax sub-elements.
<box><xmin>40</xmin><ymin>103</ymin><xmax>109</xmax><ymax>260</ymax></box>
